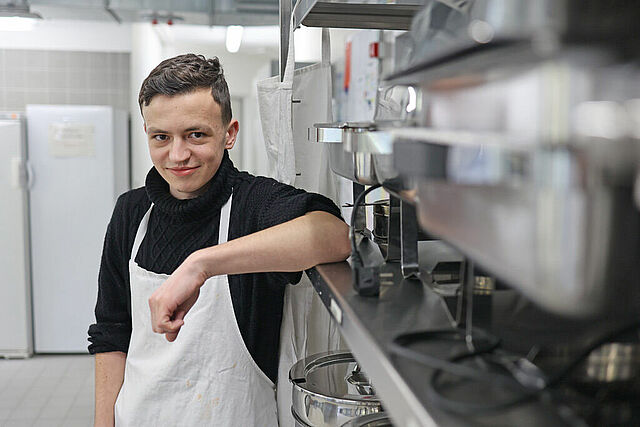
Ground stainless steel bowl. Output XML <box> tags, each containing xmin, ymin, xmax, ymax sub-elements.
<box><xmin>311</xmin><ymin>123</ymin><xmax>379</xmax><ymax>185</ymax></box>
<box><xmin>290</xmin><ymin>351</ymin><xmax>383</xmax><ymax>427</ymax></box>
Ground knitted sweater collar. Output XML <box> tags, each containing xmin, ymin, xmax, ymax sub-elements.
<box><xmin>145</xmin><ymin>150</ymin><xmax>235</xmax><ymax>222</ymax></box>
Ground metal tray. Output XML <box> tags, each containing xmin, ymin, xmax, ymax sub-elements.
<box><xmin>387</xmin><ymin>0</ymin><xmax>640</xmax><ymax>85</ymax></box>
<box><xmin>393</xmin><ymin>129</ymin><xmax>640</xmax><ymax>316</ymax></box>
<box><xmin>293</xmin><ymin>0</ymin><xmax>424</xmax><ymax>30</ymax></box>
<box><xmin>386</xmin><ymin>23</ymin><xmax>640</xmax><ymax>315</ymax></box>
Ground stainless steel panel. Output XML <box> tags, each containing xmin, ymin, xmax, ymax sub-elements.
<box><xmin>387</xmin><ymin>0</ymin><xmax>640</xmax><ymax>84</ymax></box>
<box><xmin>389</xmin><ymin>34</ymin><xmax>640</xmax><ymax>316</ymax></box>
<box><xmin>392</xmin><ymin>128</ymin><xmax>640</xmax><ymax>316</ymax></box>
<box><xmin>293</xmin><ymin>0</ymin><xmax>424</xmax><ymax>30</ymax></box>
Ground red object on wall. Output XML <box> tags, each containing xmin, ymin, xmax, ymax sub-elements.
<box><xmin>369</xmin><ymin>42</ymin><xmax>379</xmax><ymax>58</ymax></box>
<box><xmin>152</xmin><ymin>18</ymin><xmax>158</xmax><ymax>25</ymax></box>
<box><xmin>344</xmin><ymin>41</ymin><xmax>352</xmax><ymax>92</ymax></box>
<box><xmin>167</xmin><ymin>19</ymin><xmax>173</xmax><ymax>25</ymax></box>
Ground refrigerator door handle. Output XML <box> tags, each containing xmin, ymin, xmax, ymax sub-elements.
<box><xmin>11</xmin><ymin>157</ymin><xmax>32</xmax><ymax>189</ymax></box>
<box><xmin>25</xmin><ymin>160</ymin><xmax>35</xmax><ymax>189</ymax></box>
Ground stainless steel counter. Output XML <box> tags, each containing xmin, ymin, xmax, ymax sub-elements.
<box><xmin>308</xmin><ymin>263</ymin><xmax>575</xmax><ymax>427</ymax></box>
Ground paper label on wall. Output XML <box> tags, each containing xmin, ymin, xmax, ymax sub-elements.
<box><xmin>48</xmin><ymin>123</ymin><xmax>95</xmax><ymax>157</ymax></box>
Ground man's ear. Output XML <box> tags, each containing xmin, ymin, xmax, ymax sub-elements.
<box><xmin>225</xmin><ymin>119</ymin><xmax>239</xmax><ymax>150</ymax></box>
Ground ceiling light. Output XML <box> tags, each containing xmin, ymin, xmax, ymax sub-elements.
<box><xmin>0</xmin><ymin>1</ymin><xmax>42</xmax><ymax>31</ymax></box>
<box><xmin>0</xmin><ymin>16</ymin><xmax>37</xmax><ymax>31</ymax></box>
<box><xmin>226</xmin><ymin>25</ymin><xmax>243</xmax><ymax>53</ymax></box>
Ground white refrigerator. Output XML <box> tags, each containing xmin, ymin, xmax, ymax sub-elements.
<box><xmin>0</xmin><ymin>113</ymin><xmax>33</xmax><ymax>358</ymax></box>
<box><xmin>26</xmin><ymin>105</ymin><xmax>129</xmax><ymax>353</ymax></box>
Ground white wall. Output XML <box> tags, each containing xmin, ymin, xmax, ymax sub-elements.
<box><xmin>129</xmin><ymin>24</ymin><xmax>171</xmax><ymax>189</ymax></box>
<box><xmin>0</xmin><ymin>19</ymin><xmax>131</xmax><ymax>52</ymax></box>
<box><xmin>0</xmin><ymin>19</ymin><xmax>338</xmax><ymax>186</ymax></box>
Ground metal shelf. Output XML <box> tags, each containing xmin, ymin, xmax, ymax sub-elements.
<box><xmin>293</xmin><ymin>0</ymin><xmax>422</xmax><ymax>30</ymax></box>
<box><xmin>308</xmin><ymin>262</ymin><xmax>572</xmax><ymax>427</ymax></box>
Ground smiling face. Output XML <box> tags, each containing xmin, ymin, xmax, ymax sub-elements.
<box><xmin>142</xmin><ymin>87</ymin><xmax>238</xmax><ymax>200</ymax></box>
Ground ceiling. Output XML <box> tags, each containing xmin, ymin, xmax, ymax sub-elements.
<box><xmin>25</xmin><ymin>0</ymin><xmax>280</xmax><ymax>26</ymax></box>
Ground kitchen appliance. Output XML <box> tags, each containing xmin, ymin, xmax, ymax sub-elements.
<box><xmin>377</xmin><ymin>0</ymin><xmax>640</xmax><ymax>424</ymax></box>
<box><xmin>307</xmin><ymin>0</ymin><xmax>640</xmax><ymax>424</ymax></box>
<box><xmin>0</xmin><ymin>113</ymin><xmax>33</xmax><ymax>358</ymax></box>
<box><xmin>290</xmin><ymin>351</ymin><xmax>383</xmax><ymax>426</ymax></box>
<box><xmin>386</xmin><ymin>0</ymin><xmax>640</xmax><ymax>317</ymax></box>
<box><xmin>26</xmin><ymin>105</ymin><xmax>129</xmax><ymax>353</ymax></box>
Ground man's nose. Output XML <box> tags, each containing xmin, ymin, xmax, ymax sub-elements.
<box><xmin>169</xmin><ymin>137</ymin><xmax>190</xmax><ymax>163</ymax></box>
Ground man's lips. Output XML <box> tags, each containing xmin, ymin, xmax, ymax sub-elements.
<box><xmin>167</xmin><ymin>166</ymin><xmax>199</xmax><ymax>177</ymax></box>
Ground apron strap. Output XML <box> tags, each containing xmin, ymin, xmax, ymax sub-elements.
<box><xmin>131</xmin><ymin>203</ymin><xmax>153</xmax><ymax>261</ymax></box>
<box><xmin>218</xmin><ymin>193</ymin><xmax>233</xmax><ymax>245</ymax></box>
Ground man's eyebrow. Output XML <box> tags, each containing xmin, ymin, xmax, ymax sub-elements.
<box><xmin>146</xmin><ymin>127</ymin><xmax>166</xmax><ymax>134</ymax></box>
<box><xmin>185</xmin><ymin>126</ymin><xmax>212</xmax><ymax>132</ymax></box>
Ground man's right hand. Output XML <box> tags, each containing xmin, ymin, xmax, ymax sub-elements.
<box><xmin>148</xmin><ymin>252</ymin><xmax>206</xmax><ymax>342</ymax></box>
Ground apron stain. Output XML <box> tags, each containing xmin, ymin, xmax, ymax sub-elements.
<box><xmin>186</xmin><ymin>380</ymin><xmax>192</xmax><ymax>387</ymax></box>
<box><xmin>197</xmin><ymin>393</ymin><xmax>202</xmax><ymax>400</ymax></box>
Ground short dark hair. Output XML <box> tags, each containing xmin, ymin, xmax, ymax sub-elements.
<box><xmin>138</xmin><ymin>54</ymin><xmax>232</xmax><ymax>124</ymax></box>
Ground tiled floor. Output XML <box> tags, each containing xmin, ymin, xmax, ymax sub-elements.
<box><xmin>0</xmin><ymin>354</ymin><xmax>94</xmax><ymax>427</ymax></box>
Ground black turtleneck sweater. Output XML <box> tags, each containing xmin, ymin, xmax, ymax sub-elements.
<box><xmin>88</xmin><ymin>151</ymin><xmax>342</xmax><ymax>383</ymax></box>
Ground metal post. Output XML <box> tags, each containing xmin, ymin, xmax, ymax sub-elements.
<box><xmin>353</xmin><ymin>182</ymin><xmax>366</xmax><ymax>232</ymax></box>
<box><xmin>279</xmin><ymin>0</ymin><xmax>292</xmax><ymax>81</ymax></box>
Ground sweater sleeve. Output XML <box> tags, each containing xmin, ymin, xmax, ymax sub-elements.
<box><xmin>258</xmin><ymin>183</ymin><xmax>343</xmax><ymax>231</ymax></box>
<box><xmin>87</xmin><ymin>193</ymin><xmax>134</xmax><ymax>354</ymax></box>
<box><xmin>251</xmin><ymin>178</ymin><xmax>344</xmax><ymax>285</ymax></box>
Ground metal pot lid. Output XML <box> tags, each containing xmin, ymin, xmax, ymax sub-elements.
<box><xmin>290</xmin><ymin>351</ymin><xmax>380</xmax><ymax>404</ymax></box>
<box><xmin>340</xmin><ymin>412</ymin><xmax>393</xmax><ymax>427</ymax></box>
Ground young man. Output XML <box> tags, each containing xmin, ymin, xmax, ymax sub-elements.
<box><xmin>88</xmin><ymin>54</ymin><xmax>350</xmax><ymax>427</ymax></box>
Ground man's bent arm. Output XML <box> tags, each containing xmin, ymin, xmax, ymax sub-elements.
<box><xmin>95</xmin><ymin>351</ymin><xmax>126</xmax><ymax>427</ymax></box>
<box><xmin>149</xmin><ymin>211</ymin><xmax>350</xmax><ymax>340</ymax></box>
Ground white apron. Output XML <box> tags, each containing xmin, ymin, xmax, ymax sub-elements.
<box><xmin>114</xmin><ymin>195</ymin><xmax>278</xmax><ymax>427</ymax></box>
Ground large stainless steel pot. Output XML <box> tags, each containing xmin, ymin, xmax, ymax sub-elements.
<box><xmin>340</xmin><ymin>412</ymin><xmax>394</xmax><ymax>427</ymax></box>
<box><xmin>290</xmin><ymin>351</ymin><xmax>383</xmax><ymax>427</ymax></box>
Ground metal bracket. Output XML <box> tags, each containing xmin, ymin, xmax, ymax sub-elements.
<box><xmin>400</xmin><ymin>201</ymin><xmax>419</xmax><ymax>278</ymax></box>
<box><xmin>352</xmin><ymin>183</ymin><xmax>367</xmax><ymax>232</ymax></box>
<box><xmin>280</xmin><ymin>0</ymin><xmax>292</xmax><ymax>82</ymax></box>
<box><xmin>386</xmin><ymin>195</ymin><xmax>401</xmax><ymax>262</ymax></box>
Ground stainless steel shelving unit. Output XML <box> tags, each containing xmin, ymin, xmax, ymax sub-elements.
<box><xmin>293</xmin><ymin>0</ymin><xmax>422</xmax><ymax>30</ymax></box>
<box><xmin>308</xmin><ymin>263</ymin><xmax>572</xmax><ymax>427</ymax></box>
